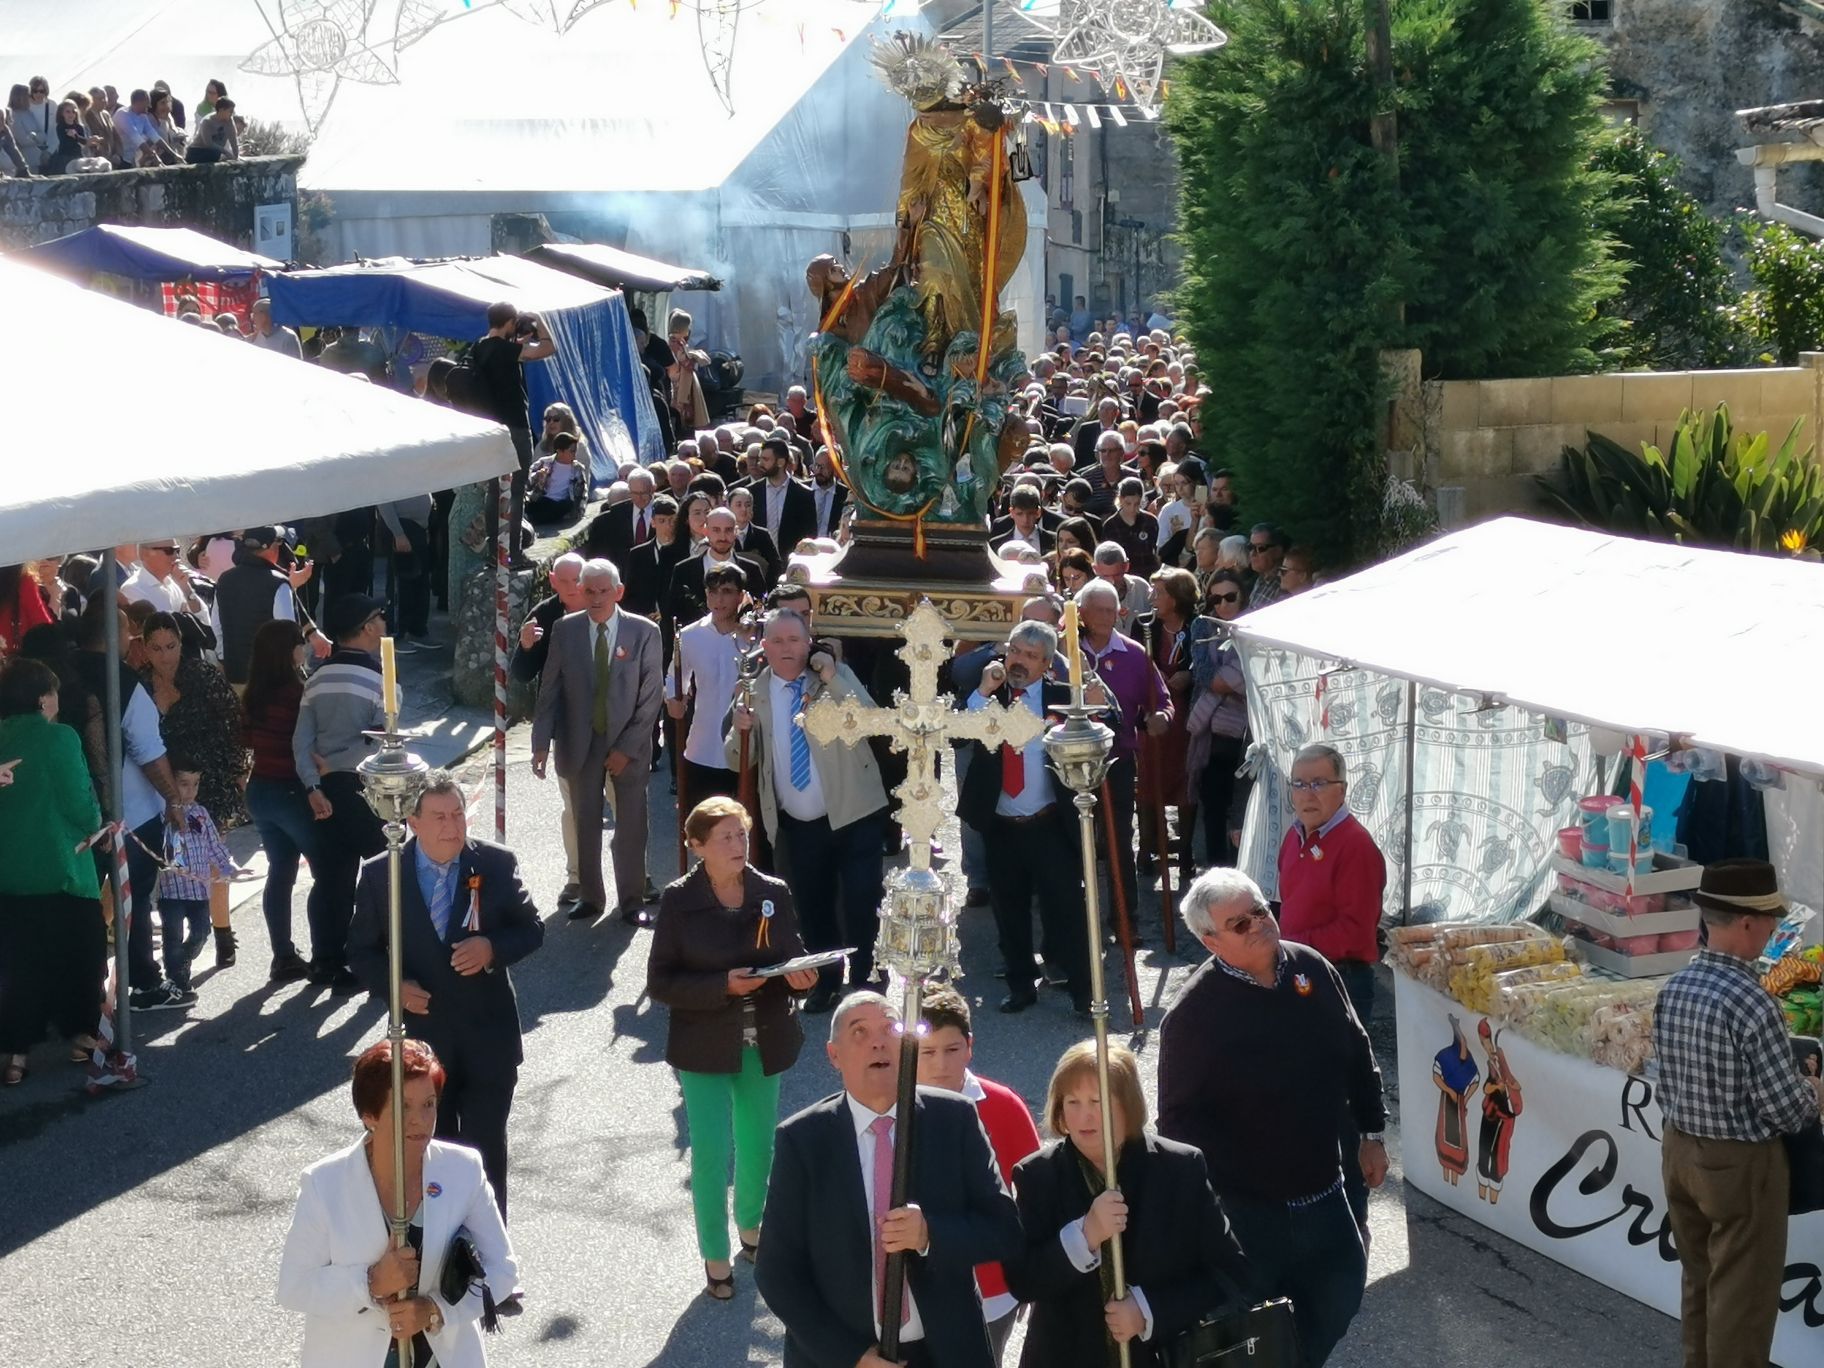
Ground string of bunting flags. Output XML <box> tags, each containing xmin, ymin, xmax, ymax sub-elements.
<box><xmin>978</xmin><ymin>50</ymin><xmax>1174</xmax><ymax>128</ymax></box>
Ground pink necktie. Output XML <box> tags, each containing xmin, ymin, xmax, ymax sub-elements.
<box><xmin>869</xmin><ymin>1114</ymin><xmax>910</xmax><ymax>1328</ymax></box>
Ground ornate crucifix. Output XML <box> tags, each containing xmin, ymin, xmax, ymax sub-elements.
<box><xmin>799</xmin><ymin>598</ymin><xmax>1042</xmax><ymax>1357</ymax></box>
<box><xmin>801</xmin><ymin>598</ymin><xmax>1045</xmax><ymax>870</ymax></box>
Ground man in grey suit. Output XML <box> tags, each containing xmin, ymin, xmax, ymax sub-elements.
<box><xmin>531</xmin><ymin>558</ymin><xmax>664</xmax><ymax>925</ymax></box>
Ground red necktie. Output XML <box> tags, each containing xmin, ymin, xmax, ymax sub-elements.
<box><xmin>634</xmin><ymin>510</ymin><xmax>647</xmax><ymax>543</ymax></box>
<box><xmin>1001</xmin><ymin>743</ymin><xmax>1025</xmax><ymax>797</ymax></box>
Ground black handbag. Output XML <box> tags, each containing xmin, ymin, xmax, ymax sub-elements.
<box><xmin>1785</xmin><ymin>1120</ymin><xmax>1824</xmax><ymax>1215</ymax></box>
<box><xmin>438</xmin><ymin>1230</ymin><xmax>502</xmax><ymax>1332</ymax></box>
<box><xmin>1160</xmin><ymin>1297</ymin><xmax>1301</xmax><ymax>1368</ymax></box>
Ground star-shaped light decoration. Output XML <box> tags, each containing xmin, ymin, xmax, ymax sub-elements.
<box><xmin>242</xmin><ymin>0</ymin><xmax>413</xmax><ymax>133</ymax></box>
<box><xmin>1046</xmin><ymin>0</ymin><xmax>1224</xmax><ymax>113</ymax></box>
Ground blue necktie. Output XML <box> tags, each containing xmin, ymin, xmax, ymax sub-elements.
<box><xmin>428</xmin><ymin>862</ymin><xmax>455</xmax><ymax>941</ymax></box>
<box><xmin>787</xmin><ymin>675</ymin><xmax>812</xmax><ymax>791</ymax></box>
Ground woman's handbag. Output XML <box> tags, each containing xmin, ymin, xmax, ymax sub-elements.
<box><xmin>438</xmin><ymin>1230</ymin><xmax>502</xmax><ymax>1332</ymax></box>
<box><xmin>1160</xmin><ymin>1297</ymin><xmax>1301</xmax><ymax>1368</ymax></box>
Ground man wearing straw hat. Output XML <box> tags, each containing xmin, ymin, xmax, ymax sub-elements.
<box><xmin>1654</xmin><ymin>858</ymin><xmax>1822</xmax><ymax>1368</ymax></box>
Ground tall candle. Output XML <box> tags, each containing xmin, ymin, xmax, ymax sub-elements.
<box><xmin>1064</xmin><ymin>599</ymin><xmax>1083</xmax><ymax>696</ymax></box>
<box><xmin>380</xmin><ymin>636</ymin><xmax>398</xmax><ymax>727</ymax></box>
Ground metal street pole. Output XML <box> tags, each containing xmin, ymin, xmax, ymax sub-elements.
<box><xmin>102</xmin><ymin>549</ymin><xmax>130</xmax><ymax>1057</ymax></box>
<box><xmin>359</xmin><ymin>661</ymin><xmax>429</xmax><ymax>1368</ymax></box>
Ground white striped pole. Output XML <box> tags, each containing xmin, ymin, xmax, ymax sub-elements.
<box><xmin>495</xmin><ymin>475</ymin><xmax>510</xmax><ymax>842</ymax></box>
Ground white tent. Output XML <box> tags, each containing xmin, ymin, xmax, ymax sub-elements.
<box><xmin>8</xmin><ymin>0</ymin><xmax>1049</xmax><ymax>396</ymax></box>
<box><xmin>0</xmin><ymin>256</ymin><xmax>516</xmax><ymax>562</ymax></box>
<box><xmin>1229</xmin><ymin>517</ymin><xmax>1824</xmax><ymax>920</ymax></box>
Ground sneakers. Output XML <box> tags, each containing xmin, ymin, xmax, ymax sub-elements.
<box><xmin>269</xmin><ymin>951</ymin><xmax>311</xmax><ymax>983</ymax></box>
<box><xmin>130</xmin><ymin>982</ymin><xmax>196</xmax><ymax>1012</ymax></box>
<box><xmin>393</xmin><ymin>637</ymin><xmax>421</xmax><ymax>655</ymax></box>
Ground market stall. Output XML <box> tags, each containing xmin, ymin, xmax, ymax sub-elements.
<box><xmin>1230</xmin><ymin>517</ymin><xmax>1824</xmax><ymax>1365</ymax></box>
<box><xmin>268</xmin><ymin>252</ymin><xmax>664</xmax><ymax>477</ymax></box>
<box><xmin>0</xmin><ymin>255</ymin><xmax>517</xmax><ymax>1084</ymax></box>
<box><xmin>14</xmin><ymin>224</ymin><xmax>284</xmax><ymax>323</ymax></box>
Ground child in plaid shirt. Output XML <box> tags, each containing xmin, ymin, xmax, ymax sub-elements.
<box><xmin>156</xmin><ymin>764</ymin><xmax>242</xmax><ymax>997</ymax></box>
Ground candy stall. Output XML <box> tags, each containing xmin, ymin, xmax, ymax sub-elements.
<box><xmin>1229</xmin><ymin>518</ymin><xmax>1824</xmax><ymax>1364</ymax></box>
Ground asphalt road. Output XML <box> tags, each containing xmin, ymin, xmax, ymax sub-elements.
<box><xmin>0</xmin><ymin>658</ymin><xmax>1681</xmax><ymax>1367</ymax></box>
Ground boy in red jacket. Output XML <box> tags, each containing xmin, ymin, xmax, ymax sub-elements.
<box><xmin>918</xmin><ymin>984</ymin><xmax>1042</xmax><ymax>1365</ymax></box>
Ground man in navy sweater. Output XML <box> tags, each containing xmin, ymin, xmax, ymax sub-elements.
<box><xmin>1156</xmin><ymin>867</ymin><xmax>1387</xmax><ymax>1368</ymax></box>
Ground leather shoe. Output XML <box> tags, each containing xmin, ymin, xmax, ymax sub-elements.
<box><xmin>803</xmin><ymin>985</ymin><xmax>840</xmax><ymax>1014</ymax></box>
<box><xmin>556</xmin><ymin>882</ymin><xmax>583</xmax><ymax>906</ymax></box>
<box><xmin>998</xmin><ymin>988</ymin><xmax>1039</xmax><ymax>1014</ymax></box>
<box><xmin>619</xmin><ymin>903</ymin><xmax>656</xmax><ymax>928</ymax></box>
<box><xmin>963</xmin><ymin>887</ymin><xmax>990</xmax><ymax>909</ymax></box>
<box><xmin>567</xmin><ymin>902</ymin><xmax>602</xmax><ymax>922</ymax></box>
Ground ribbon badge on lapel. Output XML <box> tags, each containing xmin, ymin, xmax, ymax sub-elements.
<box><xmin>425</xmin><ymin>1182</ymin><xmax>443</xmax><ymax>1199</ymax></box>
<box><xmin>464</xmin><ymin>874</ymin><xmax>483</xmax><ymax>934</ymax></box>
<box><xmin>757</xmin><ymin>898</ymin><xmax>775</xmax><ymax>952</ymax></box>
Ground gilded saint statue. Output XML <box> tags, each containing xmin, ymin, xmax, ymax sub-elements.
<box><xmin>809</xmin><ymin>37</ymin><xmax>1030</xmax><ymax>532</ymax></box>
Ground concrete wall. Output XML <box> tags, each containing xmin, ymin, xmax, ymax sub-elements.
<box><xmin>0</xmin><ymin>156</ymin><xmax>304</xmax><ymax>253</ymax></box>
<box><xmin>1427</xmin><ymin>357</ymin><xmax>1824</xmax><ymax>525</ymax></box>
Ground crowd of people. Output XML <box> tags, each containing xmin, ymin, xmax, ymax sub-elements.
<box><xmin>0</xmin><ymin>296</ymin><xmax>1396</xmax><ymax>1367</ymax></box>
<box><xmin>1</xmin><ymin>74</ymin><xmax>248</xmax><ymax>176</ymax></box>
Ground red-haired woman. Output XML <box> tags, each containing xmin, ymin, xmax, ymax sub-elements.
<box><xmin>278</xmin><ymin>1039</ymin><xmax>518</xmax><ymax>1367</ymax></box>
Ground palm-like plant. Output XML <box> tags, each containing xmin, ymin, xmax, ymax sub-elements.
<box><xmin>1541</xmin><ymin>404</ymin><xmax>1824</xmax><ymax>554</ymax></box>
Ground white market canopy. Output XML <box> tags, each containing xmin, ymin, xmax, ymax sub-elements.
<box><xmin>1233</xmin><ymin>517</ymin><xmax>1824</xmax><ymax>777</ymax></box>
<box><xmin>0</xmin><ymin>257</ymin><xmax>516</xmax><ymax>563</ymax></box>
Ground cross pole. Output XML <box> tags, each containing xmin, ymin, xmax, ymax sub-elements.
<box><xmin>800</xmin><ymin>599</ymin><xmax>1043</xmax><ymax>1357</ymax></box>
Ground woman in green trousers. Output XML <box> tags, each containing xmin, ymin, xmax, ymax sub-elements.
<box><xmin>648</xmin><ymin>797</ymin><xmax>819</xmax><ymax>1300</ymax></box>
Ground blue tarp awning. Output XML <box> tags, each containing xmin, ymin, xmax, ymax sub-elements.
<box><xmin>268</xmin><ymin>254</ymin><xmax>662</xmax><ymax>473</ymax></box>
<box><xmin>17</xmin><ymin>224</ymin><xmax>283</xmax><ymax>282</ymax></box>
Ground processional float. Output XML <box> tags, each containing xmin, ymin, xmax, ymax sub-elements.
<box><xmin>793</xmin><ymin>36</ymin><xmax>1136</xmax><ymax>1366</ymax></box>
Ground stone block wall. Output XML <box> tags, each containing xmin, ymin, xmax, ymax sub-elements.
<box><xmin>1426</xmin><ymin>356</ymin><xmax>1824</xmax><ymax>525</ymax></box>
<box><xmin>0</xmin><ymin>156</ymin><xmax>304</xmax><ymax>252</ymax></box>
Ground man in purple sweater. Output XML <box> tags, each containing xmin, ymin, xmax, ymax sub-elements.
<box><xmin>1074</xmin><ymin>579</ymin><xmax>1171</xmax><ymax>936</ymax></box>
<box><xmin>1157</xmin><ymin>867</ymin><xmax>1387</xmax><ymax>1368</ymax></box>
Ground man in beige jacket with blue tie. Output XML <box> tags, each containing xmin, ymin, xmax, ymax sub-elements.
<box><xmin>729</xmin><ymin>608</ymin><xmax>888</xmax><ymax>1013</ymax></box>
<box><xmin>531</xmin><ymin>559</ymin><xmax>664</xmax><ymax>925</ymax></box>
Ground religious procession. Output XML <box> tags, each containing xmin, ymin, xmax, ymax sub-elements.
<box><xmin>5</xmin><ymin>2</ymin><xmax>1824</xmax><ymax>1368</ymax></box>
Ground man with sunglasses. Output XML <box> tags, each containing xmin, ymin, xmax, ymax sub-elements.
<box><xmin>1245</xmin><ymin>523</ymin><xmax>1289</xmax><ymax>610</ymax></box>
<box><xmin>1157</xmin><ymin>866</ymin><xmax>1386</xmax><ymax>1368</ymax></box>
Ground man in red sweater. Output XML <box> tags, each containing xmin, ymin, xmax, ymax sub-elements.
<box><xmin>1275</xmin><ymin>741</ymin><xmax>1386</xmax><ymax>1247</ymax></box>
<box><xmin>1276</xmin><ymin>743</ymin><xmax>1386</xmax><ymax>1028</ymax></box>
<box><xmin>918</xmin><ymin>984</ymin><xmax>1042</xmax><ymax>1366</ymax></box>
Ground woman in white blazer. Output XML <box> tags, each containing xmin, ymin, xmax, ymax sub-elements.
<box><xmin>278</xmin><ymin>1040</ymin><xmax>518</xmax><ymax>1367</ymax></box>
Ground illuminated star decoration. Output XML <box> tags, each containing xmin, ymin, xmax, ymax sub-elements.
<box><xmin>242</xmin><ymin>0</ymin><xmax>456</xmax><ymax>133</ymax></box>
<box><xmin>1048</xmin><ymin>0</ymin><xmax>1224</xmax><ymax>113</ymax></box>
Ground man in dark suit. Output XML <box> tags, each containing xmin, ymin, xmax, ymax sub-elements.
<box><xmin>730</xmin><ymin>487</ymin><xmax>782</xmax><ymax>582</ymax></box>
<box><xmin>347</xmin><ymin>771</ymin><xmax>545</xmax><ymax>1214</ymax></box>
<box><xmin>661</xmin><ymin>506</ymin><xmax>769</xmax><ymax>647</ymax></box>
<box><xmin>957</xmin><ymin>619</ymin><xmax>1104</xmax><ymax>1016</ymax></box>
<box><xmin>747</xmin><ymin>434</ymin><xmax>818</xmax><ymax>557</ymax></box>
<box><xmin>619</xmin><ymin>495</ymin><xmax>683</xmax><ymax>621</ymax></box>
<box><xmin>756</xmin><ymin>992</ymin><xmax>1022</xmax><ymax>1368</ymax></box>
<box><xmin>1071</xmin><ymin>395</ymin><xmax>1124</xmax><ymax>469</ymax></box>
<box><xmin>530</xmin><ymin>558</ymin><xmax>665</xmax><ymax>923</ymax></box>
<box><xmin>808</xmin><ymin>447</ymin><xmax>850</xmax><ymax>540</ymax></box>
<box><xmin>580</xmin><ymin>467</ymin><xmax>660</xmax><ymax>572</ymax></box>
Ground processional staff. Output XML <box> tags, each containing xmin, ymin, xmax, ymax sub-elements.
<box><xmin>360</xmin><ymin>637</ymin><xmax>430</xmax><ymax>1368</ymax></box>
<box><xmin>1048</xmin><ymin>600</ymin><xmax>1134</xmax><ymax>1368</ymax></box>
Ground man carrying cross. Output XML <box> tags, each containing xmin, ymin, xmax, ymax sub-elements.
<box><xmin>728</xmin><ymin>609</ymin><xmax>889</xmax><ymax>1014</ymax></box>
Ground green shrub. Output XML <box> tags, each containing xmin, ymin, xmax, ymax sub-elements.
<box><xmin>1541</xmin><ymin>404</ymin><xmax>1824</xmax><ymax>553</ymax></box>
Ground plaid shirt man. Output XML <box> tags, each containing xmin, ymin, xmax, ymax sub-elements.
<box><xmin>1653</xmin><ymin>947</ymin><xmax>1815</xmax><ymax>1142</ymax></box>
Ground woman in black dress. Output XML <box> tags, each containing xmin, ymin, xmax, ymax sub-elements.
<box><xmin>1007</xmin><ymin>1040</ymin><xmax>1255</xmax><ymax>1367</ymax></box>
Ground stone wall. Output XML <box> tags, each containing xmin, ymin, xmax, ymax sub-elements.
<box><xmin>0</xmin><ymin>156</ymin><xmax>304</xmax><ymax>252</ymax></box>
<box><xmin>1593</xmin><ymin>0</ymin><xmax>1824</xmax><ymax>217</ymax></box>
<box><xmin>1425</xmin><ymin>356</ymin><xmax>1824</xmax><ymax>524</ymax></box>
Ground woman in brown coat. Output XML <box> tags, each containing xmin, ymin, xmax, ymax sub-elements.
<box><xmin>647</xmin><ymin>797</ymin><xmax>819</xmax><ymax>1302</ymax></box>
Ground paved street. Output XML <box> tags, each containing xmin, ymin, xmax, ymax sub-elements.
<box><xmin>0</xmin><ymin>656</ymin><xmax>1681</xmax><ymax>1367</ymax></box>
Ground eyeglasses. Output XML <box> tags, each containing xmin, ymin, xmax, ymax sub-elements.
<box><xmin>1223</xmin><ymin>906</ymin><xmax>1272</xmax><ymax>935</ymax></box>
<box><xmin>1247</xmin><ymin>543</ymin><xmax>1272</xmax><ymax>555</ymax></box>
<box><xmin>1209</xmin><ymin>591</ymin><xmax>1240</xmax><ymax>605</ymax></box>
<box><xmin>145</xmin><ymin>545</ymin><xmax>179</xmax><ymax>556</ymax></box>
<box><xmin>1289</xmin><ymin>778</ymin><xmax>1342</xmax><ymax>793</ymax></box>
